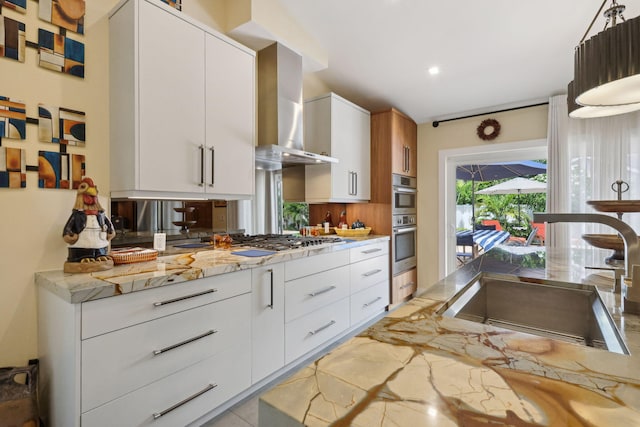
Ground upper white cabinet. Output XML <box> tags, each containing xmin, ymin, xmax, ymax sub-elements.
<box><xmin>304</xmin><ymin>93</ymin><xmax>371</xmax><ymax>203</ymax></box>
<box><xmin>109</xmin><ymin>0</ymin><xmax>255</xmax><ymax>200</ymax></box>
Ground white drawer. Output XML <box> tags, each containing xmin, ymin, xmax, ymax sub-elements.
<box><xmin>350</xmin><ymin>281</ymin><xmax>389</xmax><ymax>326</ymax></box>
<box><xmin>81</xmin><ymin>345</ymin><xmax>251</xmax><ymax>427</ymax></box>
<box><xmin>285</xmin><ymin>265</ymin><xmax>349</xmax><ymax>323</ymax></box>
<box><xmin>82</xmin><ymin>293</ymin><xmax>251</xmax><ymax>412</ymax></box>
<box><xmin>350</xmin><ymin>255</ymin><xmax>389</xmax><ymax>294</ymax></box>
<box><xmin>82</xmin><ymin>270</ymin><xmax>251</xmax><ymax>339</ymax></box>
<box><xmin>285</xmin><ymin>250</ymin><xmax>349</xmax><ymax>281</ymax></box>
<box><xmin>285</xmin><ymin>297</ymin><xmax>350</xmax><ymax>364</ymax></box>
<box><xmin>349</xmin><ymin>241</ymin><xmax>388</xmax><ymax>264</ymax></box>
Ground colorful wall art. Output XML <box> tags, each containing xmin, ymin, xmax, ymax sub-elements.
<box><xmin>38</xmin><ymin>151</ymin><xmax>85</xmax><ymax>189</ymax></box>
<box><xmin>0</xmin><ymin>147</ymin><xmax>26</xmax><ymax>188</ymax></box>
<box><xmin>0</xmin><ymin>15</ymin><xmax>26</xmax><ymax>62</ymax></box>
<box><xmin>38</xmin><ymin>0</ymin><xmax>84</xmax><ymax>34</ymax></box>
<box><xmin>0</xmin><ymin>96</ymin><xmax>26</xmax><ymax>139</ymax></box>
<box><xmin>1</xmin><ymin>0</ymin><xmax>27</xmax><ymax>14</ymax></box>
<box><xmin>38</xmin><ymin>104</ymin><xmax>86</xmax><ymax>146</ymax></box>
<box><xmin>160</xmin><ymin>0</ymin><xmax>181</xmax><ymax>10</ymax></box>
<box><xmin>38</xmin><ymin>29</ymin><xmax>84</xmax><ymax>78</ymax></box>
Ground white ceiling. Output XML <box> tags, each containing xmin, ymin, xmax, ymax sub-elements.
<box><xmin>278</xmin><ymin>0</ymin><xmax>640</xmax><ymax>125</ymax></box>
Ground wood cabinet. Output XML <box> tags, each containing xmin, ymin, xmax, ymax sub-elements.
<box><xmin>370</xmin><ymin>108</ymin><xmax>418</xmax><ymax>203</ymax></box>
<box><xmin>109</xmin><ymin>0</ymin><xmax>254</xmax><ymax>200</ymax></box>
<box><xmin>304</xmin><ymin>93</ymin><xmax>371</xmax><ymax>203</ymax></box>
<box><xmin>251</xmin><ymin>264</ymin><xmax>285</xmax><ymax>383</ymax></box>
<box><xmin>391</xmin><ymin>267</ymin><xmax>417</xmax><ymax>303</ymax></box>
<box><xmin>38</xmin><ymin>270</ymin><xmax>252</xmax><ymax>427</ymax></box>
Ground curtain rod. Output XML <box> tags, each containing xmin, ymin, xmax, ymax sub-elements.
<box><xmin>432</xmin><ymin>101</ymin><xmax>549</xmax><ymax>127</ymax></box>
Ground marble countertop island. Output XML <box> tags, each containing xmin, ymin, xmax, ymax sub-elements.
<box><xmin>259</xmin><ymin>246</ymin><xmax>640</xmax><ymax>426</ymax></box>
<box><xmin>35</xmin><ymin>235</ymin><xmax>389</xmax><ymax>304</ymax></box>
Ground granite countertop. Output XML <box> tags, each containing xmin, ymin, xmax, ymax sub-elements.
<box><xmin>259</xmin><ymin>245</ymin><xmax>640</xmax><ymax>426</ymax></box>
<box><xmin>35</xmin><ymin>235</ymin><xmax>389</xmax><ymax>304</ymax></box>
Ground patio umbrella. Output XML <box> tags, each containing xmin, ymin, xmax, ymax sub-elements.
<box><xmin>476</xmin><ymin>177</ymin><xmax>547</xmax><ymax>222</ymax></box>
<box><xmin>456</xmin><ymin>161</ymin><xmax>547</xmax><ymax>230</ymax></box>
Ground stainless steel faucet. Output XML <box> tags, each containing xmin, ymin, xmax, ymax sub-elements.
<box><xmin>533</xmin><ymin>213</ymin><xmax>640</xmax><ymax>314</ymax></box>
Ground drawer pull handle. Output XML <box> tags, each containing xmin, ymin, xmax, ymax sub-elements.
<box><xmin>153</xmin><ymin>330</ymin><xmax>217</xmax><ymax>356</ymax></box>
<box><xmin>153</xmin><ymin>289</ymin><xmax>217</xmax><ymax>307</ymax></box>
<box><xmin>152</xmin><ymin>383</ymin><xmax>217</xmax><ymax>419</ymax></box>
<box><xmin>399</xmin><ymin>282</ymin><xmax>415</xmax><ymax>290</ymax></box>
<box><xmin>363</xmin><ymin>296</ymin><xmax>383</xmax><ymax>308</ymax></box>
<box><xmin>308</xmin><ymin>286</ymin><xmax>336</xmax><ymax>297</ymax></box>
<box><xmin>362</xmin><ymin>269</ymin><xmax>382</xmax><ymax>277</ymax></box>
<box><xmin>361</xmin><ymin>248</ymin><xmax>382</xmax><ymax>254</ymax></box>
<box><xmin>309</xmin><ymin>320</ymin><xmax>336</xmax><ymax>336</ymax></box>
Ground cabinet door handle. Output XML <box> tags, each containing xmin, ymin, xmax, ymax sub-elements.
<box><xmin>267</xmin><ymin>268</ymin><xmax>274</xmax><ymax>309</ymax></box>
<box><xmin>153</xmin><ymin>289</ymin><xmax>217</xmax><ymax>307</ymax></box>
<box><xmin>209</xmin><ymin>146</ymin><xmax>215</xmax><ymax>187</ymax></box>
<box><xmin>152</xmin><ymin>383</ymin><xmax>217</xmax><ymax>419</ymax></box>
<box><xmin>400</xmin><ymin>281</ymin><xmax>415</xmax><ymax>290</ymax></box>
<box><xmin>362</xmin><ymin>269</ymin><xmax>382</xmax><ymax>277</ymax></box>
<box><xmin>308</xmin><ymin>285</ymin><xmax>336</xmax><ymax>297</ymax></box>
<box><xmin>354</xmin><ymin>172</ymin><xmax>358</xmax><ymax>195</ymax></box>
<box><xmin>199</xmin><ymin>145</ymin><xmax>205</xmax><ymax>186</ymax></box>
<box><xmin>308</xmin><ymin>320</ymin><xmax>336</xmax><ymax>336</ymax></box>
<box><xmin>153</xmin><ymin>329</ymin><xmax>217</xmax><ymax>356</ymax></box>
<box><xmin>406</xmin><ymin>146</ymin><xmax>411</xmax><ymax>173</ymax></box>
<box><xmin>363</xmin><ymin>296</ymin><xmax>383</xmax><ymax>308</ymax></box>
<box><xmin>361</xmin><ymin>248</ymin><xmax>382</xmax><ymax>254</ymax></box>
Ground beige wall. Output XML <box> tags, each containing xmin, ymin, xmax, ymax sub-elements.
<box><xmin>416</xmin><ymin>105</ymin><xmax>549</xmax><ymax>289</ymax></box>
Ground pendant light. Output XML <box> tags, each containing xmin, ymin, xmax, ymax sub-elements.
<box><xmin>572</xmin><ymin>0</ymin><xmax>640</xmax><ymax>109</ymax></box>
<box><xmin>567</xmin><ymin>80</ymin><xmax>640</xmax><ymax>118</ymax></box>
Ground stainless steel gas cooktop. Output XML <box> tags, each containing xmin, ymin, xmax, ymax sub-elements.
<box><xmin>202</xmin><ymin>233</ymin><xmax>344</xmax><ymax>252</ymax></box>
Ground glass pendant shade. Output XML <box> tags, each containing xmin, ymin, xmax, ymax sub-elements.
<box><xmin>574</xmin><ymin>15</ymin><xmax>640</xmax><ymax>107</ymax></box>
<box><xmin>567</xmin><ymin>80</ymin><xmax>640</xmax><ymax>118</ymax></box>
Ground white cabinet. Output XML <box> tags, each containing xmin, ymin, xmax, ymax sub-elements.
<box><xmin>38</xmin><ymin>270</ymin><xmax>252</xmax><ymax>427</ymax></box>
<box><xmin>251</xmin><ymin>264</ymin><xmax>285</xmax><ymax>383</ymax></box>
<box><xmin>304</xmin><ymin>93</ymin><xmax>371</xmax><ymax>203</ymax></box>
<box><xmin>349</xmin><ymin>242</ymin><xmax>390</xmax><ymax>326</ymax></box>
<box><xmin>109</xmin><ymin>0</ymin><xmax>254</xmax><ymax>200</ymax></box>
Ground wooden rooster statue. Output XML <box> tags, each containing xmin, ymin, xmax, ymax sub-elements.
<box><xmin>62</xmin><ymin>177</ymin><xmax>116</xmax><ymax>273</ymax></box>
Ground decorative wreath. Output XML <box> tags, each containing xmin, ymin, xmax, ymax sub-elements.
<box><xmin>476</xmin><ymin>118</ymin><xmax>501</xmax><ymax>141</ymax></box>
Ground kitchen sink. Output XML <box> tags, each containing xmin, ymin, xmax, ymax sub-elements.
<box><xmin>437</xmin><ymin>273</ymin><xmax>629</xmax><ymax>355</ymax></box>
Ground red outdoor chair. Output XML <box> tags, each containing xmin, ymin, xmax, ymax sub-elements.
<box><xmin>531</xmin><ymin>222</ymin><xmax>546</xmax><ymax>245</ymax></box>
<box><xmin>481</xmin><ymin>219</ymin><xmax>503</xmax><ymax>231</ymax></box>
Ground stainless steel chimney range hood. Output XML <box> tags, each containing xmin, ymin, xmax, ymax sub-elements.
<box><xmin>256</xmin><ymin>42</ymin><xmax>338</xmax><ymax>170</ymax></box>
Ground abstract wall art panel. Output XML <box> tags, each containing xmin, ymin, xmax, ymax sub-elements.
<box><xmin>0</xmin><ymin>147</ymin><xmax>26</xmax><ymax>188</ymax></box>
<box><xmin>38</xmin><ymin>104</ymin><xmax>86</xmax><ymax>146</ymax></box>
<box><xmin>71</xmin><ymin>153</ymin><xmax>85</xmax><ymax>189</ymax></box>
<box><xmin>38</xmin><ymin>0</ymin><xmax>84</xmax><ymax>34</ymax></box>
<box><xmin>160</xmin><ymin>0</ymin><xmax>181</xmax><ymax>11</ymax></box>
<box><xmin>0</xmin><ymin>96</ymin><xmax>26</xmax><ymax>140</ymax></box>
<box><xmin>38</xmin><ymin>29</ymin><xmax>84</xmax><ymax>78</ymax></box>
<box><xmin>0</xmin><ymin>15</ymin><xmax>26</xmax><ymax>62</ymax></box>
<box><xmin>38</xmin><ymin>150</ymin><xmax>70</xmax><ymax>189</ymax></box>
<box><xmin>1</xmin><ymin>0</ymin><xmax>27</xmax><ymax>14</ymax></box>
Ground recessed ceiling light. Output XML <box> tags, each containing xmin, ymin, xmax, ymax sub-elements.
<box><xmin>428</xmin><ymin>66</ymin><xmax>440</xmax><ymax>76</ymax></box>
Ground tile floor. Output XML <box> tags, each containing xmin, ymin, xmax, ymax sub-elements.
<box><xmin>201</xmin><ymin>395</ymin><xmax>259</xmax><ymax>427</ymax></box>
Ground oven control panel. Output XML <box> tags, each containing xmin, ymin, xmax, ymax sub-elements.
<box><xmin>393</xmin><ymin>214</ymin><xmax>417</xmax><ymax>227</ymax></box>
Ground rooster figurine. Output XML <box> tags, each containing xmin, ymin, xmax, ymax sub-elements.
<box><xmin>62</xmin><ymin>177</ymin><xmax>115</xmax><ymax>273</ymax></box>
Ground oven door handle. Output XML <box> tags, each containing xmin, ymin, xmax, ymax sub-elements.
<box><xmin>393</xmin><ymin>186</ymin><xmax>417</xmax><ymax>194</ymax></box>
<box><xmin>393</xmin><ymin>226</ymin><xmax>417</xmax><ymax>234</ymax></box>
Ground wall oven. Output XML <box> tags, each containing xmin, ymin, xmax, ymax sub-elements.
<box><xmin>392</xmin><ymin>214</ymin><xmax>417</xmax><ymax>275</ymax></box>
<box><xmin>392</xmin><ymin>174</ymin><xmax>417</xmax><ymax>214</ymax></box>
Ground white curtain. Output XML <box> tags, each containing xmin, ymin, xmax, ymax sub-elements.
<box><xmin>548</xmin><ymin>96</ymin><xmax>640</xmax><ymax>248</ymax></box>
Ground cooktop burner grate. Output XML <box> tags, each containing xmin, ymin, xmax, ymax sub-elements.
<box><xmin>202</xmin><ymin>233</ymin><xmax>344</xmax><ymax>251</ymax></box>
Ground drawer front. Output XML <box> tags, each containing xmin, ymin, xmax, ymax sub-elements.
<box><xmin>285</xmin><ymin>265</ymin><xmax>349</xmax><ymax>323</ymax></box>
<box><xmin>82</xmin><ymin>293</ymin><xmax>251</xmax><ymax>412</ymax></box>
<box><xmin>391</xmin><ymin>268</ymin><xmax>417</xmax><ymax>303</ymax></box>
<box><xmin>81</xmin><ymin>346</ymin><xmax>251</xmax><ymax>427</ymax></box>
<box><xmin>350</xmin><ymin>280</ymin><xmax>389</xmax><ymax>326</ymax></box>
<box><xmin>349</xmin><ymin>241</ymin><xmax>388</xmax><ymax>264</ymax></box>
<box><xmin>285</xmin><ymin>250</ymin><xmax>349</xmax><ymax>282</ymax></box>
<box><xmin>82</xmin><ymin>270</ymin><xmax>251</xmax><ymax>339</ymax></box>
<box><xmin>285</xmin><ymin>297</ymin><xmax>350</xmax><ymax>364</ymax></box>
<box><xmin>350</xmin><ymin>255</ymin><xmax>389</xmax><ymax>294</ymax></box>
